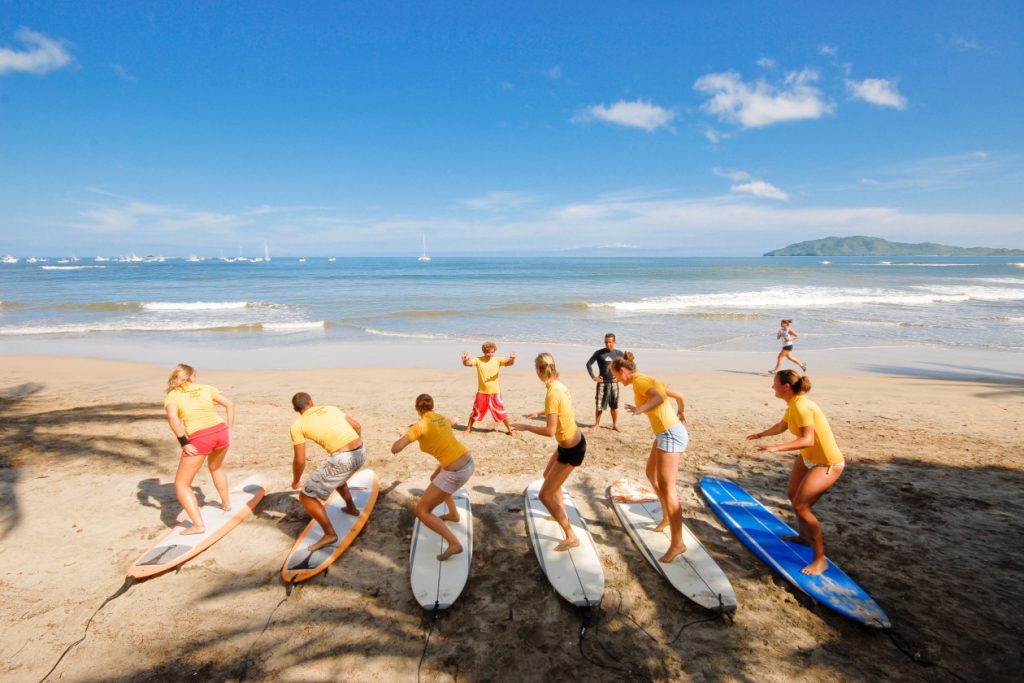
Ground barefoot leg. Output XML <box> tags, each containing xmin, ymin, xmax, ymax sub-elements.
<box><xmin>645</xmin><ymin>442</ymin><xmax>670</xmax><ymax>531</ymax></box>
<box><xmin>653</xmin><ymin>448</ymin><xmax>685</xmax><ymax>562</ymax></box>
<box><xmin>207</xmin><ymin>446</ymin><xmax>231</xmax><ymax>511</ymax></box>
<box><xmin>337</xmin><ymin>482</ymin><xmax>360</xmax><ymax>516</ymax></box>
<box><xmin>174</xmin><ymin>453</ymin><xmax>207</xmax><ymax>534</ymax></box>
<box><xmin>299</xmin><ymin>492</ymin><xmax>338</xmax><ymax>550</ymax></box>
<box><xmin>416</xmin><ymin>483</ymin><xmax>463</xmax><ymax>560</ymax></box>
<box><xmin>791</xmin><ymin>464</ymin><xmax>843</xmax><ymax>575</ymax></box>
<box><xmin>538</xmin><ymin>452</ymin><xmax>578</xmax><ymax>550</ymax></box>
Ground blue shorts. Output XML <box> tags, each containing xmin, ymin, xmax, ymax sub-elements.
<box><xmin>654</xmin><ymin>422</ymin><xmax>688</xmax><ymax>453</ymax></box>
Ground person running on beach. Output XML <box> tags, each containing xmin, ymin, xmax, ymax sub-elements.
<box><xmin>163</xmin><ymin>364</ymin><xmax>234</xmax><ymax>536</ymax></box>
<box><xmin>747</xmin><ymin>370</ymin><xmax>844</xmax><ymax>576</ymax></box>
<box><xmin>461</xmin><ymin>341</ymin><xmax>516</xmax><ymax>434</ymax></box>
<box><xmin>611</xmin><ymin>352</ymin><xmax>689</xmax><ymax>563</ymax></box>
<box><xmin>289</xmin><ymin>392</ymin><xmax>367</xmax><ymax>552</ymax></box>
<box><xmin>510</xmin><ymin>353</ymin><xmax>585</xmax><ymax>551</ymax></box>
<box><xmin>770</xmin><ymin>319</ymin><xmax>806</xmax><ymax>374</ymax></box>
<box><xmin>391</xmin><ymin>394</ymin><xmax>475</xmax><ymax>561</ymax></box>
<box><xmin>586</xmin><ymin>332</ymin><xmax>625</xmax><ymax>432</ymax></box>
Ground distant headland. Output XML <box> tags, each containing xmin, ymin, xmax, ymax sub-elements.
<box><xmin>764</xmin><ymin>235</ymin><xmax>1024</xmax><ymax>257</ymax></box>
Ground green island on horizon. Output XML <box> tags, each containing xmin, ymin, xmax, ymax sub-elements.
<box><xmin>764</xmin><ymin>235</ymin><xmax>1024</xmax><ymax>257</ymax></box>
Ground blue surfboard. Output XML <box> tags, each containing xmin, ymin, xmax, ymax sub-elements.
<box><xmin>700</xmin><ymin>476</ymin><xmax>889</xmax><ymax>628</ymax></box>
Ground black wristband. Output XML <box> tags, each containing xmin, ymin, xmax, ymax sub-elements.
<box><xmin>177</xmin><ymin>434</ymin><xmax>190</xmax><ymax>447</ymax></box>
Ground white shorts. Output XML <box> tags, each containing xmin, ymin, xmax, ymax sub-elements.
<box><xmin>655</xmin><ymin>422</ymin><xmax>689</xmax><ymax>453</ymax></box>
<box><xmin>431</xmin><ymin>457</ymin><xmax>475</xmax><ymax>494</ymax></box>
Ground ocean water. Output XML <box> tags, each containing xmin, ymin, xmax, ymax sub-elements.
<box><xmin>1</xmin><ymin>256</ymin><xmax>1022</xmax><ymax>353</ymax></box>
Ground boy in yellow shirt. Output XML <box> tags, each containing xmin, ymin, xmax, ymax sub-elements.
<box><xmin>460</xmin><ymin>341</ymin><xmax>516</xmax><ymax>434</ymax></box>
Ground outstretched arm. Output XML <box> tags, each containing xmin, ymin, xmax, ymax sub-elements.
<box><xmin>502</xmin><ymin>352</ymin><xmax>517</xmax><ymax>367</ymax></box>
<box><xmin>627</xmin><ymin>387</ymin><xmax>664</xmax><ymax>415</ymax></box>
<box><xmin>460</xmin><ymin>352</ymin><xmax>474</xmax><ymax>367</ymax></box>
<box><xmin>752</xmin><ymin>425</ymin><xmax>814</xmax><ymax>453</ymax></box>
<box><xmin>510</xmin><ymin>412</ymin><xmax>557</xmax><ymax>437</ymax></box>
<box><xmin>746</xmin><ymin>419</ymin><xmax>789</xmax><ymax>442</ymax></box>
<box><xmin>391</xmin><ymin>436</ymin><xmax>412</xmax><ymax>454</ymax></box>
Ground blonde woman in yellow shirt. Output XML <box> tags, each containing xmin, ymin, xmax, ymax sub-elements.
<box><xmin>391</xmin><ymin>394</ymin><xmax>475</xmax><ymax>561</ymax></box>
<box><xmin>747</xmin><ymin>370</ymin><xmax>845</xmax><ymax>576</ymax></box>
<box><xmin>510</xmin><ymin>353</ymin><xmax>585</xmax><ymax>551</ymax></box>
<box><xmin>611</xmin><ymin>352</ymin><xmax>689</xmax><ymax>563</ymax></box>
<box><xmin>163</xmin><ymin>363</ymin><xmax>235</xmax><ymax>536</ymax></box>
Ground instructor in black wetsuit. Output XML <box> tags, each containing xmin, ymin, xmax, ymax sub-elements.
<box><xmin>585</xmin><ymin>333</ymin><xmax>625</xmax><ymax>432</ymax></box>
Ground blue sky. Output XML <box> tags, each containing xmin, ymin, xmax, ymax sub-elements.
<box><xmin>1</xmin><ymin>2</ymin><xmax>1022</xmax><ymax>256</ymax></box>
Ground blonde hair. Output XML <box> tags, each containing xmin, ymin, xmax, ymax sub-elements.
<box><xmin>481</xmin><ymin>341</ymin><xmax>497</xmax><ymax>353</ymax></box>
<box><xmin>166</xmin><ymin>363</ymin><xmax>195</xmax><ymax>393</ymax></box>
<box><xmin>535</xmin><ymin>353</ymin><xmax>558</xmax><ymax>381</ymax></box>
<box><xmin>610</xmin><ymin>351</ymin><xmax>636</xmax><ymax>373</ymax></box>
<box><xmin>415</xmin><ymin>393</ymin><xmax>434</xmax><ymax>412</ymax></box>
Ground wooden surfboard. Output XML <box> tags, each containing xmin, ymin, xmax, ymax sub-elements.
<box><xmin>610</xmin><ymin>479</ymin><xmax>736</xmax><ymax>612</ymax></box>
<box><xmin>281</xmin><ymin>468</ymin><xmax>379</xmax><ymax>584</ymax></box>
<box><xmin>524</xmin><ymin>478</ymin><xmax>604</xmax><ymax>607</ymax></box>
<box><xmin>701</xmin><ymin>475</ymin><xmax>889</xmax><ymax>627</ymax></box>
<box><xmin>409</xmin><ymin>487</ymin><xmax>473</xmax><ymax>610</ymax></box>
<box><xmin>128</xmin><ymin>473</ymin><xmax>266</xmax><ymax>579</ymax></box>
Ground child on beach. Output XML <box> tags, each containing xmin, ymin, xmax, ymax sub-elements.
<box><xmin>391</xmin><ymin>394</ymin><xmax>475</xmax><ymax>561</ymax></box>
<box><xmin>510</xmin><ymin>353</ymin><xmax>585</xmax><ymax>551</ymax></box>
<box><xmin>770</xmin><ymin>319</ymin><xmax>807</xmax><ymax>374</ymax></box>
<box><xmin>611</xmin><ymin>352</ymin><xmax>689</xmax><ymax>563</ymax></box>
<box><xmin>289</xmin><ymin>392</ymin><xmax>367</xmax><ymax>552</ymax></box>
<box><xmin>747</xmin><ymin>370</ymin><xmax>844</xmax><ymax>576</ymax></box>
<box><xmin>163</xmin><ymin>363</ymin><xmax>234</xmax><ymax>535</ymax></box>
<box><xmin>461</xmin><ymin>341</ymin><xmax>516</xmax><ymax>434</ymax></box>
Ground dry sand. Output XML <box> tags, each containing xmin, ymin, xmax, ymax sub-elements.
<box><xmin>1</xmin><ymin>354</ymin><xmax>1022</xmax><ymax>682</ymax></box>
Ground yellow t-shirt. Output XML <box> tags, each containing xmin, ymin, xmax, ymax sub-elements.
<box><xmin>544</xmin><ymin>379</ymin><xmax>578</xmax><ymax>443</ymax></box>
<box><xmin>164</xmin><ymin>383</ymin><xmax>224</xmax><ymax>435</ymax></box>
<box><xmin>470</xmin><ymin>355</ymin><xmax>505</xmax><ymax>394</ymax></box>
<box><xmin>784</xmin><ymin>395</ymin><xmax>844</xmax><ymax>466</ymax></box>
<box><xmin>631</xmin><ymin>373</ymin><xmax>679</xmax><ymax>434</ymax></box>
<box><xmin>403</xmin><ymin>411</ymin><xmax>468</xmax><ymax>468</ymax></box>
<box><xmin>290</xmin><ymin>405</ymin><xmax>360</xmax><ymax>454</ymax></box>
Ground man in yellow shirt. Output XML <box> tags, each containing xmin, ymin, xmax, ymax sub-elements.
<box><xmin>460</xmin><ymin>340</ymin><xmax>516</xmax><ymax>435</ymax></box>
<box><xmin>290</xmin><ymin>392</ymin><xmax>366</xmax><ymax>552</ymax></box>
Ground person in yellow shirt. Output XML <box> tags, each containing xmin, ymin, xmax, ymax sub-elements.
<box><xmin>163</xmin><ymin>363</ymin><xmax>235</xmax><ymax>536</ymax></box>
<box><xmin>510</xmin><ymin>353</ymin><xmax>585</xmax><ymax>551</ymax></box>
<box><xmin>289</xmin><ymin>392</ymin><xmax>366</xmax><ymax>552</ymax></box>
<box><xmin>611</xmin><ymin>352</ymin><xmax>689</xmax><ymax>563</ymax></box>
<box><xmin>747</xmin><ymin>370</ymin><xmax>845</xmax><ymax>576</ymax></box>
<box><xmin>461</xmin><ymin>341</ymin><xmax>516</xmax><ymax>435</ymax></box>
<box><xmin>390</xmin><ymin>394</ymin><xmax>475</xmax><ymax>561</ymax></box>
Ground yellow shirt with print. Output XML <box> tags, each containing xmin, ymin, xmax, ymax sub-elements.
<box><xmin>290</xmin><ymin>405</ymin><xmax>359</xmax><ymax>454</ymax></box>
<box><xmin>470</xmin><ymin>355</ymin><xmax>506</xmax><ymax>394</ymax></box>
<box><xmin>784</xmin><ymin>395</ymin><xmax>844</xmax><ymax>466</ymax></box>
<box><xmin>403</xmin><ymin>411</ymin><xmax>468</xmax><ymax>468</ymax></box>
<box><xmin>631</xmin><ymin>373</ymin><xmax>679</xmax><ymax>434</ymax></box>
<box><xmin>164</xmin><ymin>383</ymin><xmax>224</xmax><ymax>435</ymax></box>
<box><xmin>544</xmin><ymin>379</ymin><xmax>578</xmax><ymax>443</ymax></box>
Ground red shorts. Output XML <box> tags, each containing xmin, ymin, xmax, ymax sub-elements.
<box><xmin>470</xmin><ymin>392</ymin><xmax>508</xmax><ymax>422</ymax></box>
<box><xmin>184</xmin><ymin>423</ymin><xmax>230</xmax><ymax>456</ymax></box>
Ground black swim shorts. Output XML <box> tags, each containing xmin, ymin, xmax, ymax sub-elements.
<box><xmin>556</xmin><ymin>432</ymin><xmax>586</xmax><ymax>467</ymax></box>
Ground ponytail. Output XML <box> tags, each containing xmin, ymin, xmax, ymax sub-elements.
<box><xmin>776</xmin><ymin>369</ymin><xmax>811</xmax><ymax>395</ymax></box>
<box><xmin>610</xmin><ymin>351</ymin><xmax>636</xmax><ymax>373</ymax></box>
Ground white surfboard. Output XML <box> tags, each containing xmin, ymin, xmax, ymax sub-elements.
<box><xmin>610</xmin><ymin>479</ymin><xmax>736</xmax><ymax>612</ymax></box>
<box><xmin>128</xmin><ymin>473</ymin><xmax>266</xmax><ymax>579</ymax></box>
<box><xmin>524</xmin><ymin>479</ymin><xmax>604</xmax><ymax>607</ymax></box>
<box><xmin>282</xmin><ymin>468</ymin><xmax>379</xmax><ymax>583</ymax></box>
<box><xmin>409</xmin><ymin>487</ymin><xmax>473</xmax><ymax>610</ymax></box>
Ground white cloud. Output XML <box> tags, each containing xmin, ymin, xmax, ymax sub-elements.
<box><xmin>846</xmin><ymin>78</ymin><xmax>907</xmax><ymax>110</ymax></box>
<box><xmin>572</xmin><ymin>99</ymin><xmax>676</xmax><ymax>132</ymax></box>
<box><xmin>819</xmin><ymin>44</ymin><xmax>839</xmax><ymax>58</ymax></box>
<box><xmin>461</xmin><ymin>191</ymin><xmax>536</xmax><ymax>212</ymax></box>
<box><xmin>694</xmin><ymin>69</ymin><xmax>832</xmax><ymax>128</ymax></box>
<box><xmin>731</xmin><ymin>180</ymin><xmax>789</xmax><ymax>200</ymax></box>
<box><xmin>113</xmin><ymin>64</ymin><xmax>136</xmax><ymax>82</ymax></box>
<box><xmin>714</xmin><ymin>167</ymin><xmax>751</xmax><ymax>182</ymax></box>
<box><xmin>950</xmin><ymin>35</ymin><xmax>984</xmax><ymax>52</ymax></box>
<box><xmin>856</xmin><ymin>151</ymin><xmax>1001</xmax><ymax>191</ymax></box>
<box><xmin>545</xmin><ymin>66</ymin><xmax>561</xmax><ymax>79</ymax></box>
<box><xmin>0</xmin><ymin>28</ymin><xmax>74</xmax><ymax>76</ymax></box>
<box><xmin>756</xmin><ymin>57</ymin><xmax>776</xmax><ymax>69</ymax></box>
<box><xmin>76</xmin><ymin>197</ymin><xmax>244</xmax><ymax>234</ymax></box>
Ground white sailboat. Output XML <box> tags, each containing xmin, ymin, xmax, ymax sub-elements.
<box><xmin>418</xmin><ymin>235</ymin><xmax>431</xmax><ymax>262</ymax></box>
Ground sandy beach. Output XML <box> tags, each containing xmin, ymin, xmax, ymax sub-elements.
<box><xmin>2</xmin><ymin>351</ymin><xmax>1022</xmax><ymax>682</ymax></box>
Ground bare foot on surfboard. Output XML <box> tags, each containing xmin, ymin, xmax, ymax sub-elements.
<box><xmin>801</xmin><ymin>557</ymin><xmax>829</xmax><ymax>575</ymax></box>
<box><xmin>554</xmin><ymin>537</ymin><xmax>580</xmax><ymax>552</ymax></box>
<box><xmin>654</xmin><ymin>519</ymin><xmax>670</xmax><ymax>532</ymax></box>
<box><xmin>181</xmin><ymin>524</ymin><xmax>206</xmax><ymax>536</ymax></box>
<box><xmin>341</xmin><ymin>504</ymin><xmax>360</xmax><ymax>516</ymax></box>
<box><xmin>218</xmin><ymin>502</ymin><xmax>232</xmax><ymax>512</ymax></box>
<box><xmin>659</xmin><ymin>544</ymin><xmax>687</xmax><ymax>563</ymax></box>
<box><xmin>307</xmin><ymin>534</ymin><xmax>339</xmax><ymax>552</ymax></box>
<box><xmin>440</xmin><ymin>511</ymin><xmax>460</xmax><ymax>523</ymax></box>
<box><xmin>436</xmin><ymin>543</ymin><xmax>463</xmax><ymax>561</ymax></box>
<box><xmin>781</xmin><ymin>534</ymin><xmax>810</xmax><ymax>546</ymax></box>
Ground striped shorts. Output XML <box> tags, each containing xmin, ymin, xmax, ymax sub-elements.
<box><xmin>595</xmin><ymin>381</ymin><xmax>619</xmax><ymax>410</ymax></box>
<box><xmin>302</xmin><ymin>445</ymin><xmax>366</xmax><ymax>500</ymax></box>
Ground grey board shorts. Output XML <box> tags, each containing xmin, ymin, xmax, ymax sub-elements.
<box><xmin>302</xmin><ymin>444</ymin><xmax>366</xmax><ymax>500</ymax></box>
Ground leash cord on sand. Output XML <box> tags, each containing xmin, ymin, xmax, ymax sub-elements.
<box><xmin>39</xmin><ymin>577</ymin><xmax>136</xmax><ymax>683</ymax></box>
<box><xmin>576</xmin><ymin>604</ymin><xmax>654</xmax><ymax>683</ymax></box>
<box><xmin>879</xmin><ymin>621</ymin><xmax>970</xmax><ymax>683</ymax></box>
<box><xmin>238</xmin><ymin>585</ymin><xmax>296</xmax><ymax>682</ymax></box>
<box><xmin>416</xmin><ymin>604</ymin><xmax>441</xmax><ymax>683</ymax></box>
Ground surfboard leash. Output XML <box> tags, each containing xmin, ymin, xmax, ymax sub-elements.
<box><xmin>238</xmin><ymin>581</ymin><xmax>299</xmax><ymax>682</ymax></box>
<box><xmin>878</xmin><ymin>620</ymin><xmax>970</xmax><ymax>683</ymax></box>
<box><xmin>416</xmin><ymin>602</ymin><xmax>442</xmax><ymax>683</ymax></box>
<box><xmin>38</xmin><ymin>576</ymin><xmax>136</xmax><ymax>683</ymax></box>
<box><xmin>575</xmin><ymin>603</ymin><xmax>654</xmax><ymax>683</ymax></box>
